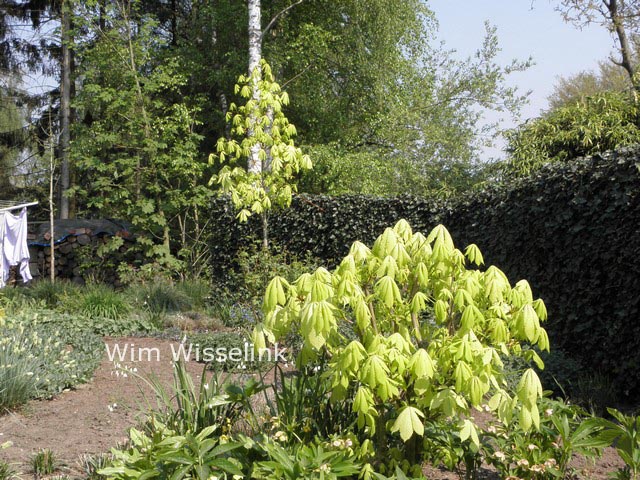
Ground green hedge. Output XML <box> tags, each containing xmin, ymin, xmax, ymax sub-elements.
<box><xmin>209</xmin><ymin>148</ymin><xmax>640</xmax><ymax>397</ymax></box>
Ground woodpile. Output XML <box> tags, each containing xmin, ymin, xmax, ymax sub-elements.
<box><xmin>28</xmin><ymin>220</ymin><xmax>136</xmax><ymax>286</ymax></box>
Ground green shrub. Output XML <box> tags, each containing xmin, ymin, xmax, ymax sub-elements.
<box><xmin>255</xmin><ymin>221</ymin><xmax>551</xmax><ymax>471</ymax></box>
<box><xmin>144</xmin><ymin>361</ymin><xmax>261</xmax><ymax>435</ymax></box>
<box><xmin>100</xmin><ymin>362</ymin><xmax>264</xmax><ymax>480</ymax></box>
<box><xmin>251</xmin><ymin>438</ymin><xmax>361</xmax><ymax>480</ymax></box>
<box><xmin>224</xmin><ymin>242</ymin><xmax>319</xmax><ymax>310</ymax></box>
<box><xmin>99</xmin><ymin>420</ymin><xmax>244</xmax><ymax>480</ymax></box>
<box><xmin>263</xmin><ymin>364</ymin><xmax>358</xmax><ymax>444</ymax></box>
<box><xmin>482</xmin><ymin>397</ymin><xmax>607</xmax><ymax>479</ymax></box>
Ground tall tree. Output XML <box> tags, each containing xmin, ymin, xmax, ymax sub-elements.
<box><xmin>558</xmin><ymin>0</ymin><xmax>640</xmax><ymax>90</ymax></box>
<box><xmin>59</xmin><ymin>0</ymin><xmax>73</xmax><ymax>218</ymax></box>
<box><xmin>71</xmin><ymin>0</ymin><xmax>208</xmax><ymax>269</ymax></box>
<box><xmin>210</xmin><ymin>61</ymin><xmax>312</xmax><ymax>249</ymax></box>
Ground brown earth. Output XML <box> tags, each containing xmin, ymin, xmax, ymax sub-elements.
<box><xmin>0</xmin><ymin>337</ymin><xmax>626</xmax><ymax>479</ymax></box>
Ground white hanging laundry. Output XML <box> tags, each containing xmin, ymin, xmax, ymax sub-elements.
<box><xmin>1</xmin><ymin>207</ymin><xmax>32</xmax><ymax>287</ymax></box>
<box><xmin>0</xmin><ymin>212</ymin><xmax>5</xmax><ymax>288</ymax></box>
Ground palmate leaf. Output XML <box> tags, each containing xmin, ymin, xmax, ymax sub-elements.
<box><xmin>391</xmin><ymin>406</ymin><xmax>425</xmax><ymax>442</ymax></box>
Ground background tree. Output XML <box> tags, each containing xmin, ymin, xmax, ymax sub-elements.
<box><xmin>0</xmin><ymin>0</ymin><xmax>76</xmax><ymax>216</ymax></box>
<box><xmin>132</xmin><ymin>0</ymin><xmax>529</xmax><ymax>198</ymax></box>
<box><xmin>558</xmin><ymin>0</ymin><xmax>640</xmax><ymax>90</ymax></box>
<box><xmin>548</xmin><ymin>59</ymin><xmax>632</xmax><ymax>109</ymax></box>
<box><xmin>71</xmin><ymin>0</ymin><xmax>208</xmax><ymax>270</ymax></box>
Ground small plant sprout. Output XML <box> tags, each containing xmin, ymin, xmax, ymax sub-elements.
<box><xmin>30</xmin><ymin>448</ymin><xmax>58</xmax><ymax>476</ymax></box>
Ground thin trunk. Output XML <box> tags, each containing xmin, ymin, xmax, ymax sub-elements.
<box><xmin>608</xmin><ymin>0</ymin><xmax>639</xmax><ymax>90</ymax></box>
<box><xmin>219</xmin><ymin>92</ymin><xmax>231</xmax><ymax>138</ymax></box>
<box><xmin>261</xmin><ymin>211</ymin><xmax>268</xmax><ymax>250</ymax></box>
<box><xmin>119</xmin><ymin>0</ymin><xmax>152</xmax><ymax>200</ymax></box>
<box><xmin>48</xmin><ymin>101</ymin><xmax>55</xmax><ymax>283</ymax></box>
<box><xmin>171</xmin><ymin>0</ymin><xmax>178</xmax><ymax>46</ymax></box>
<box><xmin>99</xmin><ymin>0</ymin><xmax>105</xmax><ymax>31</ymax></box>
<box><xmin>59</xmin><ymin>0</ymin><xmax>72</xmax><ymax>220</ymax></box>
<box><xmin>248</xmin><ymin>0</ymin><xmax>262</xmax><ymax>174</ymax></box>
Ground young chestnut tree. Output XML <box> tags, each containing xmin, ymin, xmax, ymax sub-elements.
<box><xmin>254</xmin><ymin>220</ymin><xmax>550</xmax><ymax>468</ymax></box>
<box><xmin>209</xmin><ymin>60</ymin><xmax>312</xmax><ymax>249</ymax></box>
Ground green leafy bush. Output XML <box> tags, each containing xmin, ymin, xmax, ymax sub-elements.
<box><xmin>222</xmin><ymin>242</ymin><xmax>319</xmax><ymax>310</ymax></box>
<box><xmin>504</xmin><ymin>91</ymin><xmax>640</xmax><ymax>177</ymax></box>
<box><xmin>100</xmin><ymin>361</ymin><xmax>263</xmax><ymax>480</ymax></box>
<box><xmin>482</xmin><ymin>397</ymin><xmax>607</xmax><ymax>479</ymax></box>
<box><xmin>264</xmin><ymin>364</ymin><xmax>358</xmax><ymax>443</ymax></box>
<box><xmin>144</xmin><ymin>361</ymin><xmax>262</xmax><ymax>435</ymax></box>
<box><xmin>99</xmin><ymin>421</ymin><xmax>244</xmax><ymax>480</ymax></box>
<box><xmin>254</xmin><ymin>220</ymin><xmax>550</xmax><ymax>471</ymax></box>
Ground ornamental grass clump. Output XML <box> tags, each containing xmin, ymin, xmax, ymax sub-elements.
<box><xmin>253</xmin><ymin>220</ymin><xmax>551</xmax><ymax>471</ymax></box>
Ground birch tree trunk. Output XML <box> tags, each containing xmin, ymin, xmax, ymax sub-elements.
<box><xmin>248</xmin><ymin>0</ymin><xmax>262</xmax><ymax>175</ymax></box>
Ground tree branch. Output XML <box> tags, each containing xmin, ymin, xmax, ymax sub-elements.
<box><xmin>261</xmin><ymin>0</ymin><xmax>303</xmax><ymax>40</ymax></box>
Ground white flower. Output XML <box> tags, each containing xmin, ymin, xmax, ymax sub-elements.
<box><xmin>531</xmin><ymin>464</ymin><xmax>546</xmax><ymax>473</ymax></box>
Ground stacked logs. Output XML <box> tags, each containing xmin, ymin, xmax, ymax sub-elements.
<box><xmin>28</xmin><ymin>224</ymin><xmax>137</xmax><ymax>286</ymax></box>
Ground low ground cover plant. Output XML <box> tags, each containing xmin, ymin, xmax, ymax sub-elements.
<box><xmin>0</xmin><ymin>309</ymin><xmax>103</xmax><ymax>409</ymax></box>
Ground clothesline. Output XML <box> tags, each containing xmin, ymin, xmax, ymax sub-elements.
<box><xmin>0</xmin><ymin>201</ymin><xmax>39</xmax><ymax>213</ymax></box>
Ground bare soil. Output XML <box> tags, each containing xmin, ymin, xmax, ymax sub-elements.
<box><xmin>0</xmin><ymin>337</ymin><xmax>625</xmax><ymax>479</ymax></box>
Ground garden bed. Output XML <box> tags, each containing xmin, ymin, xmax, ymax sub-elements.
<box><xmin>0</xmin><ymin>336</ymin><xmax>626</xmax><ymax>479</ymax></box>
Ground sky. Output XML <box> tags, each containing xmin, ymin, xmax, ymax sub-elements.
<box><xmin>428</xmin><ymin>0</ymin><xmax>616</xmax><ymax>160</ymax></box>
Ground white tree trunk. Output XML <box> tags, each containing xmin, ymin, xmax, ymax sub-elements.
<box><xmin>248</xmin><ymin>0</ymin><xmax>262</xmax><ymax>174</ymax></box>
